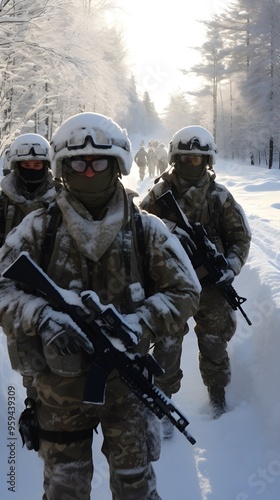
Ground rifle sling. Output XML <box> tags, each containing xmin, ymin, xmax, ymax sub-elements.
<box><xmin>195</xmin><ymin>264</ymin><xmax>209</xmax><ymax>281</ymax></box>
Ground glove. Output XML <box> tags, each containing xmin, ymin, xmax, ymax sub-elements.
<box><xmin>173</xmin><ymin>226</ymin><xmax>197</xmax><ymax>258</ymax></box>
<box><xmin>38</xmin><ymin>307</ymin><xmax>94</xmax><ymax>356</ymax></box>
<box><xmin>216</xmin><ymin>268</ymin><xmax>235</xmax><ymax>289</ymax></box>
<box><xmin>173</xmin><ymin>226</ymin><xmax>203</xmax><ymax>270</ymax></box>
<box><xmin>121</xmin><ymin>313</ymin><xmax>143</xmax><ymax>348</ymax></box>
<box><xmin>80</xmin><ymin>290</ymin><xmax>142</xmax><ymax>351</ymax></box>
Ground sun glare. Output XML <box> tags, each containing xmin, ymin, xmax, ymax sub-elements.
<box><xmin>110</xmin><ymin>0</ymin><xmax>229</xmax><ymax>112</ymax></box>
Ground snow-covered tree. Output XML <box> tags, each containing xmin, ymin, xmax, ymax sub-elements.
<box><xmin>0</xmin><ymin>0</ymin><xmax>135</xmax><ymax>153</ymax></box>
<box><xmin>162</xmin><ymin>91</ymin><xmax>194</xmax><ymax>138</ymax></box>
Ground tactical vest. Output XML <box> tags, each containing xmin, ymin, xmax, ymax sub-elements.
<box><xmin>40</xmin><ymin>200</ymin><xmax>147</xmax><ymax>312</ymax></box>
<box><xmin>152</xmin><ymin>177</ymin><xmax>226</xmax><ymax>254</ymax></box>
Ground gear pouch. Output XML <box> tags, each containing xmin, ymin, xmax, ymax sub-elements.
<box><xmin>42</xmin><ymin>344</ymin><xmax>87</xmax><ymax>377</ymax></box>
<box><xmin>7</xmin><ymin>335</ymin><xmax>47</xmax><ymax>375</ymax></box>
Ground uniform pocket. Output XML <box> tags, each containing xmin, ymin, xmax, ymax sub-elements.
<box><xmin>42</xmin><ymin>344</ymin><xmax>87</xmax><ymax>377</ymax></box>
<box><xmin>7</xmin><ymin>335</ymin><xmax>47</xmax><ymax>375</ymax></box>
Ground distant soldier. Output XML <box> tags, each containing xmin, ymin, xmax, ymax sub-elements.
<box><xmin>155</xmin><ymin>143</ymin><xmax>168</xmax><ymax>175</ymax></box>
<box><xmin>134</xmin><ymin>145</ymin><xmax>148</xmax><ymax>181</ymax></box>
<box><xmin>147</xmin><ymin>146</ymin><xmax>156</xmax><ymax>177</ymax></box>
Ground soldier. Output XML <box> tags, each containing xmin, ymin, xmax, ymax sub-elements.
<box><xmin>134</xmin><ymin>145</ymin><xmax>148</xmax><ymax>181</ymax></box>
<box><xmin>154</xmin><ymin>143</ymin><xmax>168</xmax><ymax>176</ymax></box>
<box><xmin>0</xmin><ymin>133</ymin><xmax>55</xmax><ymax>400</ymax></box>
<box><xmin>147</xmin><ymin>145</ymin><xmax>156</xmax><ymax>177</ymax></box>
<box><xmin>0</xmin><ymin>133</ymin><xmax>55</xmax><ymax>246</ymax></box>
<box><xmin>0</xmin><ymin>113</ymin><xmax>200</xmax><ymax>499</ymax></box>
<box><xmin>141</xmin><ymin>125</ymin><xmax>251</xmax><ymax>421</ymax></box>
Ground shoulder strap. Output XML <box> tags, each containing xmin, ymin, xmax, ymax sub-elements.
<box><xmin>122</xmin><ymin>203</ymin><xmax>145</xmax><ymax>278</ymax></box>
<box><xmin>41</xmin><ymin>203</ymin><xmax>62</xmax><ymax>272</ymax></box>
<box><xmin>0</xmin><ymin>192</ymin><xmax>8</xmax><ymax>247</ymax></box>
<box><xmin>206</xmin><ymin>181</ymin><xmax>221</xmax><ymax>235</ymax></box>
<box><xmin>132</xmin><ymin>204</ymin><xmax>145</xmax><ymax>257</ymax></box>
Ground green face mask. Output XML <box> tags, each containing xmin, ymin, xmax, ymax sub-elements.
<box><xmin>176</xmin><ymin>163</ymin><xmax>205</xmax><ymax>181</ymax></box>
<box><xmin>65</xmin><ymin>166</ymin><xmax>114</xmax><ymax>192</ymax></box>
<box><xmin>64</xmin><ymin>166</ymin><xmax>119</xmax><ymax>210</ymax></box>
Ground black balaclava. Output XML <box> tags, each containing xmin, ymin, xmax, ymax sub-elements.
<box><xmin>16</xmin><ymin>162</ymin><xmax>49</xmax><ymax>194</ymax></box>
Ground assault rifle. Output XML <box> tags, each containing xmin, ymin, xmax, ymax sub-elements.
<box><xmin>2</xmin><ymin>252</ymin><xmax>196</xmax><ymax>445</ymax></box>
<box><xmin>156</xmin><ymin>190</ymin><xmax>252</xmax><ymax>326</ymax></box>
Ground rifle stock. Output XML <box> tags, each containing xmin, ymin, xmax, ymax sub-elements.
<box><xmin>2</xmin><ymin>252</ymin><xmax>196</xmax><ymax>445</ymax></box>
<box><xmin>156</xmin><ymin>190</ymin><xmax>252</xmax><ymax>326</ymax></box>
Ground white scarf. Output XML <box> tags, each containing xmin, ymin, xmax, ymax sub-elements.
<box><xmin>56</xmin><ymin>183</ymin><xmax>126</xmax><ymax>261</ymax></box>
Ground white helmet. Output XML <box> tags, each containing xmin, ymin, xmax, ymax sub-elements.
<box><xmin>7</xmin><ymin>133</ymin><xmax>51</xmax><ymax>170</ymax></box>
<box><xmin>168</xmin><ymin>125</ymin><xmax>217</xmax><ymax>166</ymax></box>
<box><xmin>51</xmin><ymin>112</ymin><xmax>132</xmax><ymax>177</ymax></box>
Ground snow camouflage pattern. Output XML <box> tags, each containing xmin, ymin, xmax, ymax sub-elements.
<box><xmin>0</xmin><ymin>181</ymin><xmax>200</xmax><ymax>499</ymax></box>
<box><xmin>140</xmin><ymin>167</ymin><xmax>251</xmax><ymax>389</ymax></box>
<box><xmin>0</xmin><ymin>169</ymin><xmax>55</xmax><ymax>245</ymax></box>
<box><xmin>38</xmin><ymin>392</ymin><xmax>161</xmax><ymax>499</ymax></box>
<box><xmin>0</xmin><ymin>168</ymin><xmax>56</xmax><ymax>398</ymax></box>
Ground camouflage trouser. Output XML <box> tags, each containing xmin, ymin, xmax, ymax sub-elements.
<box><xmin>151</xmin><ymin>281</ymin><xmax>236</xmax><ymax>393</ymax></box>
<box><xmin>153</xmin><ymin>327</ymin><xmax>187</xmax><ymax>398</ymax></box>
<box><xmin>194</xmin><ymin>279</ymin><xmax>237</xmax><ymax>388</ymax></box>
<box><xmin>37</xmin><ymin>390</ymin><xmax>162</xmax><ymax>500</ymax></box>
<box><xmin>22</xmin><ymin>375</ymin><xmax>38</xmax><ymax>400</ymax></box>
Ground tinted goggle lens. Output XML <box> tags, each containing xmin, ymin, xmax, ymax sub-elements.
<box><xmin>68</xmin><ymin>157</ymin><xmax>109</xmax><ymax>173</ymax></box>
<box><xmin>179</xmin><ymin>154</ymin><xmax>204</xmax><ymax>166</ymax></box>
<box><xmin>11</xmin><ymin>144</ymin><xmax>48</xmax><ymax>157</ymax></box>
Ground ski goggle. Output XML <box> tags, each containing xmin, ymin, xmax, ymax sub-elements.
<box><xmin>10</xmin><ymin>144</ymin><xmax>49</xmax><ymax>157</ymax></box>
<box><xmin>53</xmin><ymin>128</ymin><xmax>130</xmax><ymax>153</ymax></box>
<box><xmin>177</xmin><ymin>138</ymin><xmax>211</xmax><ymax>152</ymax></box>
<box><xmin>65</xmin><ymin>156</ymin><xmax>109</xmax><ymax>173</ymax></box>
<box><xmin>179</xmin><ymin>154</ymin><xmax>204</xmax><ymax>166</ymax></box>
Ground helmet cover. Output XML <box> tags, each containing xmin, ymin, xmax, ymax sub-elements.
<box><xmin>51</xmin><ymin>112</ymin><xmax>132</xmax><ymax>177</ymax></box>
<box><xmin>168</xmin><ymin>125</ymin><xmax>217</xmax><ymax>165</ymax></box>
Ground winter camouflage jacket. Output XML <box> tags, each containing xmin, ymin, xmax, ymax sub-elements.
<box><xmin>140</xmin><ymin>168</ymin><xmax>251</xmax><ymax>277</ymax></box>
<box><xmin>0</xmin><ymin>181</ymin><xmax>200</xmax><ymax>407</ymax></box>
<box><xmin>0</xmin><ymin>170</ymin><xmax>56</xmax><ymax>245</ymax></box>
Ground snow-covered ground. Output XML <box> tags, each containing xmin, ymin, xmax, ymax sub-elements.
<box><xmin>1</xmin><ymin>159</ymin><xmax>280</xmax><ymax>499</ymax></box>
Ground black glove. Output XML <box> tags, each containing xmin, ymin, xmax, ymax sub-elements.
<box><xmin>38</xmin><ymin>307</ymin><xmax>94</xmax><ymax>356</ymax></box>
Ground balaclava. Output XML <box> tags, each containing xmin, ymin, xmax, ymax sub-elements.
<box><xmin>174</xmin><ymin>155</ymin><xmax>207</xmax><ymax>182</ymax></box>
<box><xmin>62</xmin><ymin>158</ymin><xmax>119</xmax><ymax>211</ymax></box>
<box><xmin>16</xmin><ymin>162</ymin><xmax>49</xmax><ymax>194</ymax></box>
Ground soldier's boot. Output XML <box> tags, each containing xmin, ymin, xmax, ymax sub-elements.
<box><xmin>208</xmin><ymin>386</ymin><xmax>226</xmax><ymax>419</ymax></box>
<box><xmin>161</xmin><ymin>415</ymin><xmax>174</xmax><ymax>439</ymax></box>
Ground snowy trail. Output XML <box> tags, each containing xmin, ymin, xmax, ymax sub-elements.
<box><xmin>127</xmin><ymin>161</ymin><xmax>280</xmax><ymax>500</ymax></box>
<box><xmin>1</xmin><ymin>160</ymin><xmax>280</xmax><ymax>499</ymax></box>
<box><xmin>248</xmin><ymin>217</ymin><xmax>280</xmax><ymax>272</ymax></box>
